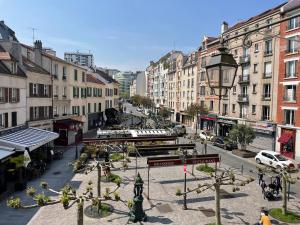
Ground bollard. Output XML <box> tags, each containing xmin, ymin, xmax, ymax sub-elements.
<box><xmin>241</xmin><ymin>164</ymin><xmax>244</xmax><ymax>175</ymax></box>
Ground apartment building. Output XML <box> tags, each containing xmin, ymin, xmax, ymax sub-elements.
<box><xmin>86</xmin><ymin>73</ymin><xmax>105</xmax><ymax>130</ymax></box>
<box><xmin>197</xmin><ymin>36</ymin><xmax>220</xmax><ymax>132</ymax></box>
<box><xmin>276</xmin><ymin>1</ymin><xmax>300</xmax><ymax>160</ymax></box>
<box><xmin>0</xmin><ymin>45</ymin><xmax>26</xmax><ymax>129</ymax></box>
<box><xmin>213</xmin><ymin>4</ymin><xmax>283</xmax><ymax>150</ymax></box>
<box><xmin>179</xmin><ymin>51</ymin><xmax>198</xmax><ymax>126</ymax></box>
<box><xmin>145</xmin><ymin>64</ymin><xmax>154</xmax><ymax>98</ymax></box>
<box><xmin>64</xmin><ymin>51</ymin><xmax>94</xmax><ymax>68</ymax></box>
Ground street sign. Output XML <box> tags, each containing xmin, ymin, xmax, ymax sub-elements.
<box><xmin>147</xmin><ymin>154</ymin><xmax>219</xmax><ymax>168</ymax></box>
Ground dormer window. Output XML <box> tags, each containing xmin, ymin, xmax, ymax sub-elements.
<box><xmin>11</xmin><ymin>62</ymin><xmax>17</xmax><ymax>74</ymax></box>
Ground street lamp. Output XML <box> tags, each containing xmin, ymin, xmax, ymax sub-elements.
<box><xmin>205</xmin><ymin>45</ymin><xmax>238</xmax><ymax>114</ymax></box>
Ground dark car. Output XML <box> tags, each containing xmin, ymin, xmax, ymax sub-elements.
<box><xmin>212</xmin><ymin>136</ymin><xmax>238</xmax><ymax>150</ymax></box>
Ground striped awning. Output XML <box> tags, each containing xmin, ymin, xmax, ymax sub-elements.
<box><xmin>0</xmin><ymin>128</ymin><xmax>59</xmax><ymax>151</ymax></box>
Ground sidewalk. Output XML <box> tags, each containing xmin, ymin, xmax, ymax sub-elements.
<box><xmin>0</xmin><ymin>145</ymin><xmax>78</xmax><ymax>225</ymax></box>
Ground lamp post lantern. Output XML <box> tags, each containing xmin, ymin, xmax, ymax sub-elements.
<box><xmin>205</xmin><ymin>45</ymin><xmax>238</xmax><ymax>114</ymax></box>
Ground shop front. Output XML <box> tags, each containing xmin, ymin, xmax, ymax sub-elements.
<box><xmin>217</xmin><ymin>117</ymin><xmax>238</xmax><ymax>137</ymax></box>
<box><xmin>247</xmin><ymin>121</ymin><xmax>276</xmax><ymax>151</ymax></box>
<box><xmin>53</xmin><ymin>118</ymin><xmax>83</xmax><ymax>146</ymax></box>
<box><xmin>200</xmin><ymin>114</ymin><xmax>217</xmax><ymax>134</ymax></box>
<box><xmin>88</xmin><ymin>112</ymin><xmax>104</xmax><ymax>130</ymax></box>
<box><xmin>278</xmin><ymin>128</ymin><xmax>296</xmax><ymax>159</ymax></box>
<box><xmin>0</xmin><ymin>146</ymin><xmax>15</xmax><ymax>195</ymax></box>
<box><xmin>180</xmin><ymin>112</ymin><xmax>193</xmax><ymax>127</ymax></box>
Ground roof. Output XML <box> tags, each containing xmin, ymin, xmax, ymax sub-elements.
<box><xmin>0</xmin><ymin>127</ymin><xmax>59</xmax><ymax>151</ymax></box>
<box><xmin>22</xmin><ymin>56</ymin><xmax>50</xmax><ymax>75</ymax></box>
<box><xmin>281</xmin><ymin>0</ymin><xmax>300</xmax><ymax>13</ymax></box>
<box><xmin>0</xmin><ymin>21</ymin><xmax>18</xmax><ymax>42</ymax></box>
<box><xmin>95</xmin><ymin>69</ymin><xmax>119</xmax><ymax>84</ymax></box>
<box><xmin>225</xmin><ymin>2</ymin><xmax>286</xmax><ymax>33</ymax></box>
<box><xmin>0</xmin><ymin>146</ymin><xmax>15</xmax><ymax>162</ymax></box>
<box><xmin>21</xmin><ymin>43</ymin><xmax>87</xmax><ymax>70</ymax></box>
<box><xmin>86</xmin><ymin>73</ymin><xmax>105</xmax><ymax>85</ymax></box>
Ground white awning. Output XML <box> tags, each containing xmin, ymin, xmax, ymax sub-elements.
<box><xmin>0</xmin><ymin>146</ymin><xmax>15</xmax><ymax>162</ymax></box>
<box><xmin>0</xmin><ymin>128</ymin><xmax>59</xmax><ymax>151</ymax></box>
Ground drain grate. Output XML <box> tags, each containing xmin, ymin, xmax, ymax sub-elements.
<box><xmin>199</xmin><ymin>207</ymin><xmax>215</xmax><ymax>217</ymax></box>
<box><xmin>156</xmin><ymin>204</ymin><xmax>173</xmax><ymax>213</ymax></box>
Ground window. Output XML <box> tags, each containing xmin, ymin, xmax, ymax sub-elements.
<box><xmin>200</xmin><ymin>71</ymin><xmax>206</xmax><ymax>81</ymax></box>
<box><xmin>232</xmin><ymin>86</ymin><xmax>236</xmax><ymax>95</ymax></box>
<box><xmin>252</xmin><ymin>84</ymin><xmax>257</xmax><ymax>94</ymax></box>
<box><xmin>11</xmin><ymin>62</ymin><xmax>17</xmax><ymax>74</ymax></box>
<box><xmin>33</xmin><ymin>107</ymin><xmax>39</xmax><ymax>119</ymax></box>
<box><xmin>33</xmin><ymin>84</ymin><xmax>38</xmax><ymax>96</ymax></box>
<box><xmin>254</xmin><ymin>43</ymin><xmax>259</xmax><ymax>52</ymax></box>
<box><xmin>191</xmin><ymin>78</ymin><xmax>194</xmax><ymax>88</ymax></box>
<box><xmin>88</xmin><ymin>103</ymin><xmax>91</xmax><ymax>113</ymax></box>
<box><xmin>74</xmin><ymin>69</ymin><xmax>78</xmax><ymax>81</ymax></box>
<box><xmin>285</xmin><ymin>60</ymin><xmax>297</xmax><ymax>78</ymax></box>
<box><xmin>232</xmin><ymin>104</ymin><xmax>236</xmax><ymax>113</ymax></box>
<box><xmin>11</xmin><ymin>111</ymin><xmax>17</xmax><ymax>127</ymax></box>
<box><xmin>209</xmin><ymin>101</ymin><xmax>214</xmax><ymax>111</ymax></box>
<box><xmin>98</xmin><ymin>103</ymin><xmax>101</xmax><ymax>111</ymax></box>
<box><xmin>82</xmin><ymin>72</ymin><xmax>85</xmax><ymax>82</ymax></box>
<box><xmin>284</xmin><ymin>109</ymin><xmax>295</xmax><ymax>125</ymax></box>
<box><xmin>234</xmin><ymin>49</ymin><xmax>238</xmax><ymax>56</ymax></box>
<box><xmin>54</xmin><ymin>64</ymin><xmax>58</xmax><ymax>75</ymax></box>
<box><xmin>253</xmin><ymin>64</ymin><xmax>258</xmax><ymax>73</ymax></box>
<box><xmin>63</xmin><ymin>86</ymin><xmax>67</xmax><ymax>97</ymax></box>
<box><xmin>223</xmin><ymin>104</ymin><xmax>228</xmax><ymax>115</ymax></box>
<box><xmin>63</xmin><ymin>66</ymin><xmax>67</xmax><ymax>78</ymax></box>
<box><xmin>262</xmin><ymin>106</ymin><xmax>270</xmax><ymax>121</ymax></box>
<box><xmin>265</xmin><ymin>39</ymin><xmax>272</xmax><ymax>55</ymax></box>
<box><xmin>200</xmin><ymin>100</ymin><xmax>205</xmax><ymax>108</ymax></box>
<box><xmin>252</xmin><ymin>105</ymin><xmax>256</xmax><ymax>114</ymax></box>
<box><xmin>286</xmin><ymin>37</ymin><xmax>298</xmax><ymax>53</ymax></box>
<box><xmin>94</xmin><ymin>103</ymin><xmax>96</xmax><ymax>112</ymax></box>
<box><xmin>264</xmin><ymin>62</ymin><xmax>272</xmax><ymax>77</ymax></box>
<box><xmin>82</xmin><ymin>106</ymin><xmax>85</xmax><ymax>115</ymax></box>
<box><xmin>263</xmin><ymin>84</ymin><xmax>271</xmax><ymax>98</ymax></box>
<box><xmin>44</xmin><ymin>106</ymin><xmax>49</xmax><ymax>118</ymax></box>
<box><xmin>0</xmin><ymin>88</ymin><xmax>5</xmax><ymax>102</ymax></box>
<box><xmin>200</xmin><ymin>86</ymin><xmax>205</xmax><ymax>95</ymax></box>
<box><xmin>11</xmin><ymin>88</ymin><xmax>18</xmax><ymax>102</ymax></box>
<box><xmin>287</xmin><ymin>17</ymin><xmax>299</xmax><ymax>30</ymax></box>
<box><xmin>266</xmin><ymin>18</ymin><xmax>272</xmax><ymax>29</ymax></box>
<box><xmin>53</xmin><ymin>106</ymin><xmax>58</xmax><ymax>116</ymax></box>
<box><xmin>63</xmin><ymin>106</ymin><xmax>67</xmax><ymax>115</ymax></box>
<box><xmin>284</xmin><ymin>85</ymin><xmax>296</xmax><ymax>102</ymax></box>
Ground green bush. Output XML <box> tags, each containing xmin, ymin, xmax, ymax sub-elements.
<box><xmin>109</xmin><ymin>153</ymin><xmax>124</xmax><ymax>162</ymax></box>
<box><xmin>269</xmin><ymin>208</ymin><xmax>300</xmax><ymax>223</ymax></box>
<box><xmin>7</xmin><ymin>197</ymin><xmax>21</xmax><ymax>208</ymax></box>
<box><xmin>196</xmin><ymin>165</ymin><xmax>215</xmax><ymax>173</ymax></box>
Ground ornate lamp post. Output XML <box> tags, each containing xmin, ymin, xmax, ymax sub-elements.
<box><xmin>129</xmin><ymin>173</ymin><xmax>147</xmax><ymax>222</ymax></box>
<box><xmin>205</xmin><ymin>45</ymin><xmax>238</xmax><ymax>114</ymax></box>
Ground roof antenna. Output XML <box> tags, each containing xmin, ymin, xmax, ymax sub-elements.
<box><xmin>28</xmin><ymin>27</ymin><xmax>37</xmax><ymax>45</ymax></box>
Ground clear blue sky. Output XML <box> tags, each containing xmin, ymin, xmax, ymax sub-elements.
<box><xmin>1</xmin><ymin>0</ymin><xmax>285</xmax><ymax>71</ymax></box>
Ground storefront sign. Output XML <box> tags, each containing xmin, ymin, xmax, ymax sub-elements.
<box><xmin>248</xmin><ymin>121</ymin><xmax>275</xmax><ymax>133</ymax></box>
<box><xmin>217</xmin><ymin>119</ymin><xmax>236</xmax><ymax>125</ymax></box>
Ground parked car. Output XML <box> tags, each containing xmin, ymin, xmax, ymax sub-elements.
<box><xmin>212</xmin><ymin>136</ymin><xmax>238</xmax><ymax>150</ymax></box>
<box><xmin>136</xmin><ymin>107</ymin><xmax>143</xmax><ymax>112</ymax></box>
<box><xmin>173</xmin><ymin>125</ymin><xmax>186</xmax><ymax>136</ymax></box>
<box><xmin>199</xmin><ymin>130</ymin><xmax>214</xmax><ymax>141</ymax></box>
<box><xmin>255</xmin><ymin>150</ymin><xmax>297</xmax><ymax>171</ymax></box>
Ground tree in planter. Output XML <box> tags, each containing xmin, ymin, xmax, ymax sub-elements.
<box><xmin>7</xmin><ymin>179</ymin><xmax>122</xmax><ymax>225</ymax></box>
<box><xmin>158</xmin><ymin>107</ymin><xmax>172</xmax><ymax>122</ymax></box>
<box><xmin>9</xmin><ymin>155</ymin><xmax>29</xmax><ymax>191</ymax></box>
<box><xmin>176</xmin><ymin>168</ymin><xmax>254</xmax><ymax>225</ymax></box>
<box><xmin>186</xmin><ymin>103</ymin><xmax>208</xmax><ymax>135</ymax></box>
<box><xmin>226</xmin><ymin>124</ymin><xmax>255</xmax><ymax>151</ymax></box>
<box><xmin>131</xmin><ymin>95</ymin><xmax>142</xmax><ymax>107</ymax></box>
<box><xmin>254</xmin><ymin>165</ymin><xmax>300</xmax><ymax>216</ymax></box>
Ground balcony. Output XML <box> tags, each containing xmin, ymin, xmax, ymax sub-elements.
<box><xmin>283</xmin><ymin>95</ymin><xmax>296</xmax><ymax>102</ymax></box>
<box><xmin>239</xmin><ymin>55</ymin><xmax>250</xmax><ymax>64</ymax></box>
<box><xmin>263</xmin><ymin>72</ymin><xmax>272</xmax><ymax>79</ymax></box>
<box><xmin>264</xmin><ymin>50</ymin><xmax>273</xmax><ymax>56</ymax></box>
<box><xmin>238</xmin><ymin>75</ymin><xmax>250</xmax><ymax>84</ymax></box>
<box><xmin>237</xmin><ymin>94</ymin><xmax>249</xmax><ymax>103</ymax></box>
<box><xmin>262</xmin><ymin>94</ymin><xmax>271</xmax><ymax>101</ymax></box>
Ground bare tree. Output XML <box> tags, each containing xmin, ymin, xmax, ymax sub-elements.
<box><xmin>186</xmin><ymin>103</ymin><xmax>208</xmax><ymax>134</ymax></box>
<box><xmin>176</xmin><ymin>168</ymin><xmax>254</xmax><ymax>225</ymax></box>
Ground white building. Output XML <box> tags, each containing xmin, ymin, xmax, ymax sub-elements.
<box><xmin>64</xmin><ymin>51</ymin><xmax>94</xmax><ymax>68</ymax></box>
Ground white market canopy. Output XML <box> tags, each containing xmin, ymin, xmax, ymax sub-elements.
<box><xmin>0</xmin><ymin>128</ymin><xmax>59</xmax><ymax>151</ymax></box>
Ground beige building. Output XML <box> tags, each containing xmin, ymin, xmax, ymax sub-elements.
<box><xmin>215</xmin><ymin>5</ymin><xmax>282</xmax><ymax>150</ymax></box>
<box><xmin>130</xmin><ymin>79</ymin><xmax>136</xmax><ymax>97</ymax></box>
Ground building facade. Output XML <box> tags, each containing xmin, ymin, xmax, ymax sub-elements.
<box><xmin>113</xmin><ymin>71</ymin><xmax>134</xmax><ymax>98</ymax></box>
<box><xmin>64</xmin><ymin>51</ymin><xmax>94</xmax><ymax>68</ymax></box>
<box><xmin>276</xmin><ymin>1</ymin><xmax>300</xmax><ymax>160</ymax></box>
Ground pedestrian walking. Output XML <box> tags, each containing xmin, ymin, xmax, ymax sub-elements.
<box><xmin>273</xmin><ymin>175</ymin><xmax>282</xmax><ymax>196</ymax></box>
<box><xmin>258</xmin><ymin>209</ymin><xmax>272</xmax><ymax>225</ymax></box>
<box><xmin>261</xmin><ymin>180</ymin><xmax>267</xmax><ymax>199</ymax></box>
<box><xmin>258</xmin><ymin>168</ymin><xmax>264</xmax><ymax>185</ymax></box>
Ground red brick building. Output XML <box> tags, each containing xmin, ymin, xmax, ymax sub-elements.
<box><xmin>276</xmin><ymin>0</ymin><xmax>300</xmax><ymax>160</ymax></box>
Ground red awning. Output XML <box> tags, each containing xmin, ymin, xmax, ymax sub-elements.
<box><xmin>278</xmin><ymin>133</ymin><xmax>292</xmax><ymax>144</ymax></box>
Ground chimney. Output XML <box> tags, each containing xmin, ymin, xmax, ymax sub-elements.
<box><xmin>221</xmin><ymin>21</ymin><xmax>229</xmax><ymax>34</ymax></box>
<box><xmin>34</xmin><ymin>40</ymin><xmax>42</xmax><ymax>66</ymax></box>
